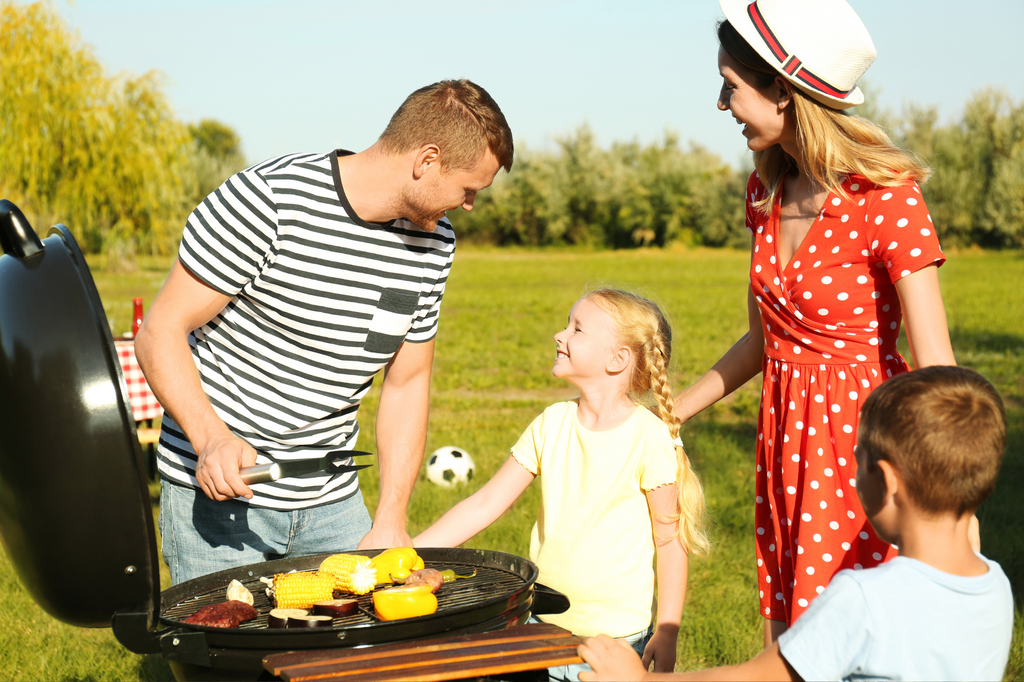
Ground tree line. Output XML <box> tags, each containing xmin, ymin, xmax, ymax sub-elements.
<box><xmin>872</xmin><ymin>90</ymin><xmax>1024</xmax><ymax>249</ymax></box>
<box><xmin>0</xmin><ymin>1</ymin><xmax>245</xmax><ymax>268</ymax></box>
<box><xmin>2</xmin><ymin>1</ymin><xmax>1021</xmax><ymax>263</ymax></box>
<box><xmin>459</xmin><ymin>89</ymin><xmax>1024</xmax><ymax>250</ymax></box>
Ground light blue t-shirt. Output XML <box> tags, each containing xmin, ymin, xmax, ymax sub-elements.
<box><xmin>778</xmin><ymin>555</ymin><xmax>1012</xmax><ymax>681</ymax></box>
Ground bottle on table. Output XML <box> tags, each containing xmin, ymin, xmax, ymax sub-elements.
<box><xmin>131</xmin><ymin>297</ymin><xmax>144</xmax><ymax>337</ymax></box>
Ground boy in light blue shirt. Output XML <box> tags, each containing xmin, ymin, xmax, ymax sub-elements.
<box><xmin>578</xmin><ymin>366</ymin><xmax>1013</xmax><ymax>681</ymax></box>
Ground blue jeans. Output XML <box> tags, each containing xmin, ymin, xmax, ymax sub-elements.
<box><xmin>527</xmin><ymin>616</ymin><xmax>654</xmax><ymax>682</ymax></box>
<box><xmin>159</xmin><ymin>480</ymin><xmax>373</xmax><ymax>585</ymax></box>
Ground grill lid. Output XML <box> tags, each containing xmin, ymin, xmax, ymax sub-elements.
<box><xmin>0</xmin><ymin>201</ymin><xmax>159</xmax><ymax>630</ymax></box>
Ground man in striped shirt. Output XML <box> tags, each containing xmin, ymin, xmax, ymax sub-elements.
<box><xmin>136</xmin><ymin>80</ymin><xmax>513</xmax><ymax>584</ymax></box>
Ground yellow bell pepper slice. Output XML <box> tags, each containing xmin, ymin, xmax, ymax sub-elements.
<box><xmin>372</xmin><ymin>583</ymin><xmax>438</xmax><ymax>621</ymax></box>
<box><xmin>369</xmin><ymin>547</ymin><xmax>424</xmax><ymax>584</ymax></box>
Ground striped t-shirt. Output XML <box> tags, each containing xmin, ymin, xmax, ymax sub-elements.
<box><xmin>156</xmin><ymin>150</ymin><xmax>456</xmax><ymax>509</ymax></box>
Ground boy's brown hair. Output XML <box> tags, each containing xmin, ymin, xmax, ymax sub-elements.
<box><xmin>858</xmin><ymin>366</ymin><xmax>1005</xmax><ymax>516</ymax></box>
<box><xmin>378</xmin><ymin>79</ymin><xmax>513</xmax><ymax>174</ymax></box>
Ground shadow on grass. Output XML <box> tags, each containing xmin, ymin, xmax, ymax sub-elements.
<box><xmin>684</xmin><ymin>413</ymin><xmax>758</xmax><ymax>540</ymax></box>
<box><xmin>978</xmin><ymin>407</ymin><xmax>1023</xmax><ymax>592</ymax></box>
<box><xmin>976</xmin><ymin>407</ymin><xmax>1024</xmax><ymax>681</ymax></box>
<box><xmin>948</xmin><ymin>330</ymin><xmax>1024</xmax><ymax>355</ymax></box>
<box><xmin>135</xmin><ymin>655</ymin><xmax>174</xmax><ymax>682</ymax></box>
<box><xmin>945</xmin><ymin>329</ymin><xmax>1024</xmax><ymax>676</ymax></box>
<box><xmin>897</xmin><ymin>327</ymin><xmax>1023</xmax><ymax>384</ymax></box>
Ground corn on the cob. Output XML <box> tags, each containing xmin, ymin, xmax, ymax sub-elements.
<box><xmin>268</xmin><ymin>571</ymin><xmax>335</xmax><ymax>609</ymax></box>
<box><xmin>319</xmin><ymin>553</ymin><xmax>378</xmax><ymax>595</ymax></box>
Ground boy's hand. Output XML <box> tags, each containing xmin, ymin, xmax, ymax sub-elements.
<box><xmin>578</xmin><ymin>635</ymin><xmax>649</xmax><ymax>681</ymax></box>
<box><xmin>643</xmin><ymin>625</ymin><xmax>678</xmax><ymax>672</ymax></box>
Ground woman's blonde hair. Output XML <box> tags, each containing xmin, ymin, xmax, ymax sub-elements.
<box><xmin>717</xmin><ymin>19</ymin><xmax>929</xmax><ymax>212</ymax></box>
<box><xmin>752</xmin><ymin>91</ymin><xmax>930</xmax><ymax>211</ymax></box>
<box><xmin>586</xmin><ymin>288</ymin><xmax>710</xmax><ymax>556</ymax></box>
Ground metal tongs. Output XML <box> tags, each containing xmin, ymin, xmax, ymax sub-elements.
<box><xmin>239</xmin><ymin>450</ymin><xmax>374</xmax><ymax>485</ymax></box>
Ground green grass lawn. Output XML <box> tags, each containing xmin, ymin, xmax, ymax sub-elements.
<box><xmin>0</xmin><ymin>247</ymin><xmax>1020</xmax><ymax>680</ymax></box>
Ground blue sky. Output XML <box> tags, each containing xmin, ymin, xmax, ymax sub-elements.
<box><xmin>57</xmin><ymin>0</ymin><xmax>1024</xmax><ymax>169</ymax></box>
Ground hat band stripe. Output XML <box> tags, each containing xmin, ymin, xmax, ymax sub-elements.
<box><xmin>747</xmin><ymin>0</ymin><xmax>852</xmax><ymax>100</ymax></box>
<box><xmin>794</xmin><ymin>68</ymin><xmax>850</xmax><ymax>99</ymax></box>
<box><xmin>748</xmin><ymin>2</ymin><xmax>788</xmax><ymax>62</ymax></box>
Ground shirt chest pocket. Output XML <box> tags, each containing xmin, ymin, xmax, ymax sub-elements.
<box><xmin>364</xmin><ymin>288</ymin><xmax>419</xmax><ymax>355</ymax></box>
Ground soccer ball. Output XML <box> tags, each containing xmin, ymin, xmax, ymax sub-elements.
<box><xmin>426</xmin><ymin>446</ymin><xmax>475</xmax><ymax>487</ymax></box>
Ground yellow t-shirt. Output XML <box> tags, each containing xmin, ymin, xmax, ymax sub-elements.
<box><xmin>511</xmin><ymin>401</ymin><xmax>678</xmax><ymax>637</ymax></box>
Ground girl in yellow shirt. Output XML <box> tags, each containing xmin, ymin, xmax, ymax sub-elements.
<box><xmin>416</xmin><ymin>289</ymin><xmax>709</xmax><ymax>677</ymax></box>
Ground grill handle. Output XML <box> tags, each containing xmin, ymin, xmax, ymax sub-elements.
<box><xmin>239</xmin><ymin>463</ymin><xmax>281</xmax><ymax>485</ymax></box>
<box><xmin>112</xmin><ymin>611</ymin><xmax>162</xmax><ymax>654</ymax></box>
<box><xmin>0</xmin><ymin>200</ymin><xmax>44</xmax><ymax>259</ymax></box>
<box><xmin>531</xmin><ymin>583</ymin><xmax>570</xmax><ymax>615</ymax></box>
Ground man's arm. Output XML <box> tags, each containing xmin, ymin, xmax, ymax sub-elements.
<box><xmin>134</xmin><ymin>259</ymin><xmax>257</xmax><ymax>501</ymax></box>
<box><xmin>357</xmin><ymin>337</ymin><xmax>435</xmax><ymax>549</ymax></box>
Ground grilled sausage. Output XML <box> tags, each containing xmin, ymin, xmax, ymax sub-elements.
<box><xmin>400</xmin><ymin>568</ymin><xmax>444</xmax><ymax>594</ymax></box>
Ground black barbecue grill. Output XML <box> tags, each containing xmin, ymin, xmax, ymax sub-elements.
<box><xmin>0</xmin><ymin>201</ymin><xmax>566</xmax><ymax>681</ymax></box>
<box><xmin>158</xmin><ymin>549</ymin><xmax>540</xmax><ymax>647</ymax></box>
<box><xmin>155</xmin><ymin>548</ymin><xmax>549</xmax><ymax>679</ymax></box>
<box><xmin>161</xmin><ymin>553</ymin><xmax>531</xmax><ymax>637</ymax></box>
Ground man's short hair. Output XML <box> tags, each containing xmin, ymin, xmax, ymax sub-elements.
<box><xmin>858</xmin><ymin>366</ymin><xmax>1005</xmax><ymax>517</ymax></box>
<box><xmin>378</xmin><ymin>79</ymin><xmax>513</xmax><ymax>173</ymax></box>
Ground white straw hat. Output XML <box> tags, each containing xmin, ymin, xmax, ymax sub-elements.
<box><xmin>719</xmin><ymin>0</ymin><xmax>876</xmax><ymax>109</ymax></box>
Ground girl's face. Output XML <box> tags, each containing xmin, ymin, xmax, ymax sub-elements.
<box><xmin>552</xmin><ymin>297</ymin><xmax>622</xmax><ymax>384</ymax></box>
<box><xmin>717</xmin><ymin>47</ymin><xmax>792</xmax><ymax>152</ymax></box>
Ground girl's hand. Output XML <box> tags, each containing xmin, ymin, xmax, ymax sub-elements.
<box><xmin>578</xmin><ymin>635</ymin><xmax>649</xmax><ymax>681</ymax></box>
<box><xmin>642</xmin><ymin>624</ymin><xmax>679</xmax><ymax>672</ymax></box>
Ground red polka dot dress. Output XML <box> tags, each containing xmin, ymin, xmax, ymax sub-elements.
<box><xmin>746</xmin><ymin>173</ymin><xmax>945</xmax><ymax>625</ymax></box>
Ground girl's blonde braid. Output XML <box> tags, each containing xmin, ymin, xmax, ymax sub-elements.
<box><xmin>587</xmin><ymin>287</ymin><xmax>711</xmax><ymax>556</ymax></box>
<box><xmin>648</xmin><ymin>329</ymin><xmax>710</xmax><ymax>557</ymax></box>
<box><xmin>647</xmin><ymin>333</ymin><xmax>680</xmax><ymax>439</ymax></box>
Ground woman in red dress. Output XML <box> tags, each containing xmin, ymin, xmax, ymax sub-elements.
<box><xmin>674</xmin><ymin>0</ymin><xmax>957</xmax><ymax>646</ymax></box>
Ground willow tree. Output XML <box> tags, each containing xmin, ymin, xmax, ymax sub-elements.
<box><xmin>0</xmin><ymin>1</ymin><xmax>196</xmax><ymax>259</ymax></box>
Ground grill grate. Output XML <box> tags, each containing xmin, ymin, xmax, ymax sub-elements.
<box><xmin>161</xmin><ymin>560</ymin><xmax>526</xmax><ymax>631</ymax></box>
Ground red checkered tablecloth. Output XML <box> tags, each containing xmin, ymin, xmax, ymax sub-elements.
<box><xmin>114</xmin><ymin>338</ymin><xmax>163</xmax><ymax>422</ymax></box>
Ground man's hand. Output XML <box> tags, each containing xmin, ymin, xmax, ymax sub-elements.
<box><xmin>195</xmin><ymin>435</ymin><xmax>257</xmax><ymax>501</ymax></box>
<box><xmin>578</xmin><ymin>635</ymin><xmax>650</xmax><ymax>681</ymax></box>
<box><xmin>357</xmin><ymin>524</ymin><xmax>414</xmax><ymax>551</ymax></box>
<box><xmin>135</xmin><ymin>259</ymin><xmax>245</xmax><ymax>502</ymax></box>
